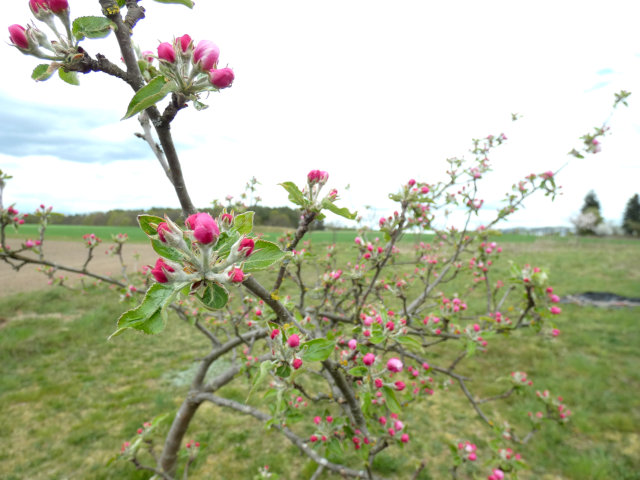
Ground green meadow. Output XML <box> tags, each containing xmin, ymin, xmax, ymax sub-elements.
<box><xmin>0</xmin><ymin>234</ymin><xmax>639</xmax><ymax>479</ymax></box>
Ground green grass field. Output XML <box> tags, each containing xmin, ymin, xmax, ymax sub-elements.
<box><xmin>0</xmin><ymin>235</ymin><xmax>639</xmax><ymax>479</ymax></box>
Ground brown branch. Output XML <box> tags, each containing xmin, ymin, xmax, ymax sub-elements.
<box><xmin>196</xmin><ymin>393</ymin><xmax>387</xmax><ymax>479</ymax></box>
<box><xmin>272</xmin><ymin>211</ymin><xmax>316</xmax><ymax>293</ymax></box>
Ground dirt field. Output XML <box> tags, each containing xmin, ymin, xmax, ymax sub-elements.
<box><xmin>0</xmin><ymin>240</ymin><xmax>157</xmax><ymax>297</ymax></box>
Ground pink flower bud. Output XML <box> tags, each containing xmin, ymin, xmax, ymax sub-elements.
<box><xmin>238</xmin><ymin>237</ymin><xmax>255</xmax><ymax>257</ymax></box>
<box><xmin>151</xmin><ymin>258</ymin><xmax>175</xmax><ymax>283</ymax></box>
<box><xmin>48</xmin><ymin>0</ymin><xmax>69</xmax><ymax>13</ymax></box>
<box><xmin>468</xmin><ymin>452</ymin><xmax>477</xmax><ymax>461</ymax></box>
<box><xmin>157</xmin><ymin>42</ymin><xmax>176</xmax><ymax>63</ymax></box>
<box><xmin>400</xmin><ymin>433</ymin><xmax>410</xmax><ymax>443</ymax></box>
<box><xmin>185</xmin><ymin>212</ymin><xmax>219</xmax><ymax>245</ymax></box>
<box><xmin>29</xmin><ymin>0</ymin><xmax>48</xmax><ymax>14</ymax></box>
<box><xmin>209</xmin><ymin>68</ymin><xmax>234</xmax><ymax>89</ymax></box>
<box><xmin>394</xmin><ymin>380</ymin><xmax>405</xmax><ymax>391</ymax></box>
<box><xmin>473</xmin><ymin>323</ymin><xmax>480</xmax><ymax>332</ymax></box>
<box><xmin>25</xmin><ymin>240</ymin><xmax>35</xmax><ymax>248</ymax></box>
<box><xmin>292</xmin><ymin>358</ymin><xmax>303</xmax><ymax>369</ymax></box>
<box><xmin>550</xmin><ymin>306</ymin><xmax>561</xmax><ymax>315</ymax></box>
<box><xmin>287</xmin><ymin>334</ymin><xmax>300</xmax><ymax>348</ymax></box>
<box><xmin>408</xmin><ymin>179</ymin><xmax>416</xmax><ymax>186</ymax></box>
<box><xmin>310</xmin><ymin>434</ymin><xmax>318</xmax><ymax>442</ymax></box>
<box><xmin>326</xmin><ymin>416</ymin><xmax>333</xmax><ymax>423</ymax></box>
<box><xmin>374</xmin><ymin>378</ymin><xmax>383</xmax><ymax>388</ymax></box>
<box><xmin>141</xmin><ymin>50</ymin><xmax>154</xmax><ymax>63</ymax></box>
<box><xmin>386</xmin><ymin>357</ymin><xmax>403</xmax><ymax>373</ymax></box>
<box><xmin>421</xmin><ymin>186</ymin><xmax>430</xmax><ymax>194</ymax></box>
<box><xmin>175</xmin><ymin>34</ymin><xmax>192</xmax><ymax>54</ymax></box>
<box><xmin>362</xmin><ymin>353</ymin><xmax>376</xmax><ymax>366</ymax></box>
<box><xmin>394</xmin><ymin>420</ymin><xmax>404</xmax><ymax>431</ymax></box>
<box><xmin>270</xmin><ymin>329</ymin><xmax>280</xmax><ymax>339</ymax></box>
<box><xmin>193</xmin><ymin>39</ymin><xmax>220</xmax><ymax>71</ymax></box>
<box><xmin>307</xmin><ymin>170</ymin><xmax>329</xmax><ymax>185</ymax></box>
<box><xmin>228</xmin><ymin>267</ymin><xmax>244</xmax><ymax>283</ymax></box>
<box><xmin>8</xmin><ymin>25</ymin><xmax>29</xmax><ymax>50</ymax></box>
<box><xmin>157</xmin><ymin>222</ymin><xmax>171</xmax><ymax>243</ymax></box>
<box><xmin>313</xmin><ymin>416</ymin><xmax>321</xmax><ymax>424</ymax></box>
<box><xmin>220</xmin><ymin>212</ymin><xmax>233</xmax><ymax>227</ymax></box>
<box><xmin>347</xmin><ymin>339</ymin><xmax>357</xmax><ymax>350</ymax></box>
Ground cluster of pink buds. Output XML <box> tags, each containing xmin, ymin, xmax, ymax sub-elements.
<box><xmin>458</xmin><ymin>441</ymin><xmax>477</xmax><ymax>461</ymax></box>
<box><xmin>2</xmin><ymin>205</ymin><xmax>27</xmax><ymax>226</ymax></box>
<box><xmin>23</xmin><ymin>239</ymin><xmax>42</xmax><ymax>249</ymax></box>
<box><xmin>8</xmin><ymin>0</ymin><xmax>73</xmax><ymax>62</ymax></box>
<box><xmin>82</xmin><ymin>233</ymin><xmax>101</xmax><ymax>248</ymax></box>
<box><xmin>510</xmin><ymin>371</ymin><xmax>533</xmax><ymax>387</ymax></box>
<box><xmin>148</xmin><ymin>212</ymin><xmax>257</xmax><ymax>291</ymax></box>
<box><xmin>155</xmin><ymin>34</ymin><xmax>234</xmax><ymax>91</ymax></box>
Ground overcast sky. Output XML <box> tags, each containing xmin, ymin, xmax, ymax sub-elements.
<box><xmin>2</xmin><ymin>0</ymin><xmax>639</xmax><ymax>229</ymax></box>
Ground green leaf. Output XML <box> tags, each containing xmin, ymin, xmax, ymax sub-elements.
<box><xmin>279</xmin><ymin>182</ymin><xmax>307</xmax><ymax>207</ymax></box>
<box><xmin>32</xmin><ymin>63</ymin><xmax>57</xmax><ymax>82</ymax></box>
<box><xmin>361</xmin><ymin>391</ymin><xmax>372</xmax><ymax>416</ymax></box>
<box><xmin>110</xmin><ymin>283</ymin><xmax>180</xmax><ymax>337</ymax></box>
<box><xmin>396</xmin><ymin>335</ymin><xmax>422</xmax><ymax>351</ymax></box>
<box><xmin>233</xmin><ymin>211</ymin><xmax>254</xmax><ymax>235</ymax></box>
<box><xmin>382</xmin><ymin>386</ymin><xmax>402</xmax><ymax>414</ymax></box>
<box><xmin>116</xmin><ymin>0</ymin><xmax>126</xmax><ymax>6</ymax></box>
<box><xmin>326</xmin><ymin>438</ymin><xmax>344</xmax><ymax>463</ymax></box>
<box><xmin>302</xmin><ymin>338</ymin><xmax>334</xmax><ymax>362</ymax></box>
<box><xmin>347</xmin><ymin>366</ymin><xmax>368</xmax><ymax>377</ymax></box>
<box><xmin>72</xmin><ymin>16</ymin><xmax>115</xmax><ymax>41</ymax></box>
<box><xmin>152</xmin><ymin>0</ymin><xmax>194</xmax><ymax>7</ymax></box>
<box><xmin>275</xmin><ymin>363</ymin><xmax>291</xmax><ymax>378</ymax></box>
<box><xmin>58</xmin><ymin>68</ymin><xmax>79</xmax><ymax>86</ymax></box>
<box><xmin>214</xmin><ymin>231</ymin><xmax>239</xmax><ymax>259</ymax></box>
<box><xmin>247</xmin><ymin>360</ymin><xmax>274</xmax><ymax>401</ymax></box>
<box><xmin>138</xmin><ymin>214</ymin><xmax>165</xmax><ymax>236</ymax></box>
<box><xmin>321</xmin><ymin>198</ymin><xmax>357</xmax><ymax>220</ymax></box>
<box><xmin>151</xmin><ymin>239</ymin><xmax>184</xmax><ymax>262</ymax></box>
<box><xmin>243</xmin><ymin>240</ymin><xmax>289</xmax><ymax>273</ymax></box>
<box><xmin>197</xmin><ymin>282</ymin><xmax>228</xmax><ymax>310</ymax></box>
<box><xmin>123</xmin><ymin>76</ymin><xmax>178</xmax><ymax>119</ymax></box>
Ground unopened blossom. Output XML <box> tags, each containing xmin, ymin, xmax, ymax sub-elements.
<box><xmin>394</xmin><ymin>380</ymin><xmax>406</xmax><ymax>391</ymax></box>
<box><xmin>175</xmin><ymin>34</ymin><xmax>192</xmax><ymax>54</ymax></box>
<box><xmin>362</xmin><ymin>353</ymin><xmax>376</xmax><ymax>366</ymax></box>
<box><xmin>307</xmin><ymin>170</ymin><xmax>329</xmax><ymax>185</ymax></box>
<box><xmin>8</xmin><ymin>25</ymin><xmax>29</xmax><ymax>50</ymax></box>
<box><xmin>387</xmin><ymin>357</ymin><xmax>403</xmax><ymax>373</ymax></box>
<box><xmin>292</xmin><ymin>358</ymin><xmax>303</xmax><ymax>369</ymax></box>
<box><xmin>186</xmin><ymin>212</ymin><xmax>219</xmax><ymax>245</ymax></box>
<box><xmin>347</xmin><ymin>339</ymin><xmax>357</xmax><ymax>350</ymax></box>
<box><xmin>228</xmin><ymin>267</ymin><xmax>244</xmax><ymax>283</ymax></box>
<box><xmin>151</xmin><ymin>258</ymin><xmax>175</xmax><ymax>283</ymax></box>
<box><xmin>400</xmin><ymin>433</ymin><xmax>409</xmax><ymax>443</ymax></box>
<box><xmin>48</xmin><ymin>0</ymin><xmax>69</xmax><ymax>13</ymax></box>
<box><xmin>29</xmin><ymin>0</ymin><xmax>48</xmax><ymax>14</ymax></box>
<box><xmin>287</xmin><ymin>334</ymin><xmax>300</xmax><ymax>348</ymax></box>
<box><xmin>209</xmin><ymin>68</ymin><xmax>234</xmax><ymax>89</ymax></box>
<box><xmin>238</xmin><ymin>237</ymin><xmax>255</xmax><ymax>256</ymax></box>
<box><xmin>193</xmin><ymin>39</ymin><xmax>219</xmax><ymax>71</ymax></box>
<box><xmin>550</xmin><ymin>306</ymin><xmax>562</xmax><ymax>315</ymax></box>
<box><xmin>157</xmin><ymin>42</ymin><xmax>176</xmax><ymax>63</ymax></box>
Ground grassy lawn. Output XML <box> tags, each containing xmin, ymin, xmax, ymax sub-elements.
<box><xmin>0</xmin><ymin>235</ymin><xmax>639</xmax><ymax>479</ymax></box>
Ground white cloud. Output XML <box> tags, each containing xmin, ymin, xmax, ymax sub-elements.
<box><xmin>2</xmin><ymin>0</ymin><xmax>639</xmax><ymax>228</ymax></box>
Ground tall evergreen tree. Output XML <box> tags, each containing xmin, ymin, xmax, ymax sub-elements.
<box><xmin>622</xmin><ymin>193</ymin><xmax>640</xmax><ymax>236</ymax></box>
<box><xmin>581</xmin><ymin>190</ymin><xmax>601</xmax><ymax>214</ymax></box>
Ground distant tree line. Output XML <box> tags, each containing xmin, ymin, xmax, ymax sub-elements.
<box><xmin>25</xmin><ymin>205</ymin><xmax>325</xmax><ymax>230</ymax></box>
